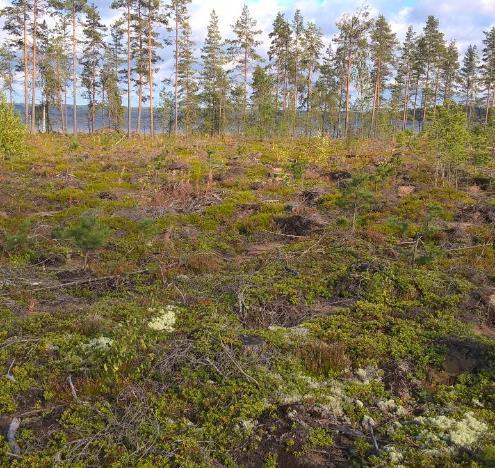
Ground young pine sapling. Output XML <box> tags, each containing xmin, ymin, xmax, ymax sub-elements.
<box><xmin>61</xmin><ymin>214</ymin><xmax>110</xmax><ymax>269</ymax></box>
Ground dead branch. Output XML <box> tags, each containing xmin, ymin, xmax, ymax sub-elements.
<box><xmin>29</xmin><ymin>269</ymin><xmax>149</xmax><ymax>292</ymax></box>
<box><xmin>6</xmin><ymin>359</ymin><xmax>15</xmax><ymax>382</ymax></box>
<box><xmin>67</xmin><ymin>375</ymin><xmax>80</xmax><ymax>402</ymax></box>
<box><xmin>7</xmin><ymin>417</ymin><xmax>21</xmax><ymax>455</ymax></box>
<box><xmin>0</xmin><ymin>337</ymin><xmax>41</xmax><ymax>350</ymax></box>
<box><xmin>445</xmin><ymin>243</ymin><xmax>493</xmax><ymax>252</ymax></box>
<box><xmin>220</xmin><ymin>343</ymin><xmax>260</xmax><ymax>387</ymax></box>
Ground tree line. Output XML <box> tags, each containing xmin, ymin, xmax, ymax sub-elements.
<box><xmin>0</xmin><ymin>1</ymin><xmax>495</xmax><ymax>138</ymax></box>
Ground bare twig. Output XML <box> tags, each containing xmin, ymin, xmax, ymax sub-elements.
<box><xmin>67</xmin><ymin>375</ymin><xmax>80</xmax><ymax>402</ymax></box>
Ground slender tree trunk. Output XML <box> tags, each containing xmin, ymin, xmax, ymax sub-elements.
<box><xmin>127</xmin><ymin>0</ymin><xmax>131</xmax><ymax>136</ymax></box>
<box><xmin>184</xmin><ymin>68</ymin><xmax>190</xmax><ymax>136</ymax></box>
<box><xmin>336</xmin><ymin>79</ymin><xmax>343</xmax><ymax>138</ymax></box>
<box><xmin>412</xmin><ymin>81</ymin><xmax>419</xmax><ymax>132</ymax></box>
<box><xmin>421</xmin><ymin>65</ymin><xmax>430</xmax><ymax>129</ymax></box>
<box><xmin>305</xmin><ymin>69</ymin><xmax>311</xmax><ymax>137</ymax></box>
<box><xmin>64</xmin><ymin>86</ymin><xmax>68</xmax><ymax>133</ymax></box>
<box><xmin>370</xmin><ymin>63</ymin><xmax>381</xmax><ymax>137</ymax></box>
<box><xmin>136</xmin><ymin>2</ymin><xmax>143</xmax><ymax>134</ymax></box>
<box><xmin>243</xmin><ymin>47</ymin><xmax>247</xmax><ymax>134</ymax></box>
<box><xmin>293</xmin><ymin>47</ymin><xmax>298</xmax><ymax>136</ymax></box>
<box><xmin>137</xmin><ymin>75</ymin><xmax>142</xmax><ymax>133</ymax></box>
<box><xmin>344</xmin><ymin>49</ymin><xmax>352</xmax><ymax>138</ymax></box>
<box><xmin>466</xmin><ymin>84</ymin><xmax>471</xmax><ymax>126</ymax></box>
<box><xmin>402</xmin><ymin>68</ymin><xmax>410</xmax><ymax>130</ymax></box>
<box><xmin>92</xmin><ymin>65</ymin><xmax>96</xmax><ymax>132</ymax></box>
<box><xmin>432</xmin><ymin>69</ymin><xmax>440</xmax><ymax>114</ymax></box>
<box><xmin>486</xmin><ymin>83</ymin><xmax>492</xmax><ymax>124</ymax></box>
<box><xmin>148</xmin><ymin>3</ymin><xmax>154</xmax><ymax>137</ymax></box>
<box><xmin>31</xmin><ymin>0</ymin><xmax>37</xmax><ymax>133</ymax></box>
<box><xmin>174</xmin><ymin>10</ymin><xmax>179</xmax><ymax>135</ymax></box>
<box><xmin>41</xmin><ymin>101</ymin><xmax>45</xmax><ymax>132</ymax></box>
<box><xmin>71</xmin><ymin>0</ymin><xmax>78</xmax><ymax>135</ymax></box>
<box><xmin>23</xmin><ymin>1</ymin><xmax>29</xmax><ymax>126</ymax></box>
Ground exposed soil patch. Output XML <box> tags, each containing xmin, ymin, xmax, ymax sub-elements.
<box><xmin>275</xmin><ymin>215</ymin><xmax>322</xmax><ymax>237</ymax></box>
<box><xmin>236</xmin><ymin>403</ymin><xmax>359</xmax><ymax>468</ymax></box>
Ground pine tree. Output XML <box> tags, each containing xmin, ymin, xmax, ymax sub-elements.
<box><xmin>419</xmin><ymin>16</ymin><xmax>444</xmax><ymax>128</ymax></box>
<box><xmin>177</xmin><ymin>18</ymin><xmax>197</xmax><ymax>135</ymax></box>
<box><xmin>369</xmin><ymin>14</ymin><xmax>396</xmax><ymax>136</ymax></box>
<box><xmin>440</xmin><ymin>40</ymin><xmax>459</xmax><ymax>105</ymax></box>
<box><xmin>130</xmin><ymin>0</ymin><xmax>146</xmax><ymax>134</ymax></box>
<box><xmin>1</xmin><ymin>0</ymin><xmax>31</xmax><ymax>123</ymax></box>
<box><xmin>101</xmin><ymin>20</ymin><xmax>125</xmax><ymax>129</ymax></box>
<box><xmin>396</xmin><ymin>26</ymin><xmax>416</xmax><ymax>130</ymax></box>
<box><xmin>290</xmin><ymin>9</ymin><xmax>304</xmax><ymax>133</ymax></box>
<box><xmin>200</xmin><ymin>10</ymin><xmax>228</xmax><ymax>135</ymax></box>
<box><xmin>144</xmin><ymin>0</ymin><xmax>161</xmax><ymax>136</ymax></box>
<box><xmin>250</xmin><ymin>65</ymin><xmax>275</xmax><ymax>138</ymax></box>
<box><xmin>482</xmin><ymin>27</ymin><xmax>495</xmax><ymax>123</ymax></box>
<box><xmin>38</xmin><ymin>29</ymin><xmax>68</xmax><ymax>131</ymax></box>
<box><xmin>268</xmin><ymin>12</ymin><xmax>291</xmax><ymax>127</ymax></box>
<box><xmin>166</xmin><ymin>0</ymin><xmax>191</xmax><ymax>135</ymax></box>
<box><xmin>314</xmin><ymin>46</ymin><xmax>340</xmax><ymax>137</ymax></box>
<box><xmin>63</xmin><ymin>0</ymin><xmax>88</xmax><ymax>135</ymax></box>
<box><xmin>80</xmin><ymin>3</ymin><xmax>105</xmax><ymax>133</ymax></box>
<box><xmin>460</xmin><ymin>44</ymin><xmax>479</xmax><ymax>125</ymax></box>
<box><xmin>301</xmin><ymin>21</ymin><xmax>323</xmax><ymax>136</ymax></box>
<box><xmin>228</xmin><ymin>4</ymin><xmax>261</xmax><ymax>133</ymax></box>
<box><xmin>334</xmin><ymin>7</ymin><xmax>371</xmax><ymax>138</ymax></box>
<box><xmin>111</xmin><ymin>0</ymin><xmax>133</xmax><ymax>135</ymax></box>
<box><xmin>50</xmin><ymin>13</ymin><xmax>71</xmax><ymax>132</ymax></box>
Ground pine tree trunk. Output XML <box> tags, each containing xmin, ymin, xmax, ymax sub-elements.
<box><xmin>422</xmin><ymin>64</ymin><xmax>430</xmax><ymax>129</ymax></box>
<box><xmin>148</xmin><ymin>3</ymin><xmax>154</xmax><ymax>137</ymax></box>
<box><xmin>127</xmin><ymin>0</ymin><xmax>131</xmax><ymax>136</ymax></box>
<box><xmin>137</xmin><ymin>75</ymin><xmax>142</xmax><ymax>133</ymax></box>
<box><xmin>243</xmin><ymin>47</ymin><xmax>247</xmax><ymax>134</ymax></box>
<box><xmin>370</xmin><ymin>63</ymin><xmax>381</xmax><ymax>137</ymax></box>
<box><xmin>305</xmin><ymin>69</ymin><xmax>311</xmax><ymax>137</ymax></box>
<box><xmin>64</xmin><ymin>86</ymin><xmax>68</xmax><ymax>133</ymax></box>
<box><xmin>486</xmin><ymin>83</ymin><xmax>492</xmax><ymax>124</ymax></box>
<box><xmin>344</xmin><ymin>49</ymin><xmax>352</xmax><ymax>138</ymax></box>
<box><xmin>293</xmin><ymin>47</ymin><xmax>298</xmax><ymax>136</ymax></box>
<box><xmin>174</xmin><ymin>11</ymin><xmax>179</xmax><ymax>135</ymax></box>
<box><xmin>92</xmin><ymin>65</ymin><xmax>96</xmax><ymax>132</ymax></box>
<box><xmin>31</xmin><ymin>0</ymin><xmax>37</xmax><ymax>133</ymax></box>
<box><xmin>72</xmin><ymin>0</ymin><xmax>77</xmax><ymax>136</ymax></box>
<box><xmin>336</xmin><ymin>79</ymin><xmax>343</xmax><ymax>138</ymax></box>
<box><xmin>432</xmin><ymin>70</ymin><xmax>440</xmax><ymax>114</ymax></box>
<box><xmin>412</xmin><ymin>83</ymin><xmax>419</xmax><ymax>132</ymax></box>
<box><xmin>23</xmin><ymin>1</ymin><xmax>29</xmax><ymax>126</ymax></box>
<box><xmin>402</xmin><ymin>68</ymin><xmax>410</xmax><ymax>131</ymax></box>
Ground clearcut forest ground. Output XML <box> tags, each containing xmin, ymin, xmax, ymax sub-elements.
<box><xmin>1</xmin><ymin>133</ymin><xmax>495</xmax><ymax>466</ymax></box>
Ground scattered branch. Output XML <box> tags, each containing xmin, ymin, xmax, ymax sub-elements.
<box><xmin>67</xmin><ymin>374</ymin><xmax>80</xmax><ymax>403</ymax></box>
<box><xmin>6</xmin><ymin>358</ymin><xmax>15</xmax><ymax>382</ymax></box>
<box><xmin>220</xmin><ymin>343</ymin><xmax>260</xmax><ymax>387</ymax></box>
<box><xmin>29</xmin><ymin>269</ymin><xmax>149</xmax><ymax>292</ymax></box>
<box><xmin>7</xmin><ymin>417</ymin><xmax>21</xmax><ymax>455</ymax></box>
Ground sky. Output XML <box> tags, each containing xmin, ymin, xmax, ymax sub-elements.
<box><xmin>1</xmin><ymin>0</ymin><xmax>495</xmax><ymax>104</ymax></box>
